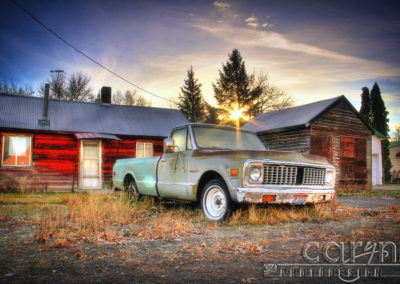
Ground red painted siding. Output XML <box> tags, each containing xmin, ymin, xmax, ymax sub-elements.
<box><xmin>0</xmin><ymin>132</ymin><xmax>79</xmax><ymax>191</ymax></box>
<box><xmin>1</xmin><ymin>130</ymin><xmax>166</xmax><ymax>191</ymax></box>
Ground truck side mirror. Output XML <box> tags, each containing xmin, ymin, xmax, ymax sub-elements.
<box><xmin>163</xmin><ymin>138</ymin><xmax>175</xmax><ymax>153</ymax></box>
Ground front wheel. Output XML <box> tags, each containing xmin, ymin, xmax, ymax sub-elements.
<box><xmin>201</xmin><ymin>178</ymin><xmax>232</xmax><ymax>221</ymax></box>
<box><xmin>124</xmin><ymin>175</ymin><xmax>142</xmax><ymax>200</ymax></box>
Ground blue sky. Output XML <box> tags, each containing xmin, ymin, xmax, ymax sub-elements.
<box><xmin>1</xmin><ymin>0</ymin><xmax>399</xmax><ymax>130</ymax></box>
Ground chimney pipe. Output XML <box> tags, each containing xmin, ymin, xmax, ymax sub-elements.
<box><xmin>101</xmin><ymin>86</ymin><xmax>112</xmax><ymax>104</ymax></box>
<box><xmin>42</xmin><ymin>83</ymin><xmax>50</xmax><ymax>120</ymax></box>
<box><xmin>38</xmin><ymin>84</ymin><xmax>50</xmax><ymax>127</ymax></box>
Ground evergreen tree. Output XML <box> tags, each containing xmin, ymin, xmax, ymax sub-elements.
<box><xmin>203</xmin><ymin>101</ymin><xmax>219</xmax><ymax>124</ymax></box>
<box><xmin>213</xmin><ymin>49</ymin><xmax>256</xmax><ymax>120</ymax></box>
<box><xmin>359</xmin><ymin>87</ymin><xmax>371</xmax><ymax>125</ymax></box>
<box><xmin>370</xmin><ymin>82</ymin><xmax>392</xmax><ymax>182</ymax></box>
<box><xmin>177</xmin><ymin>66</ymin><xmax>205</xmax><ymax>122</ymax></box>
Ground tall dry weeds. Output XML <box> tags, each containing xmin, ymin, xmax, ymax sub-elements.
<box><xmin>35</xmin><ymin>192</ymin><xmax>142</xmax><ymax>243</ymax></box>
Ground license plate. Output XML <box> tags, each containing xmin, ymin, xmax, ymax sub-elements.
<box><xmin>292</xmin><ymin>195</ymin><xmax>307</xmax><ymax>205</ymax></box>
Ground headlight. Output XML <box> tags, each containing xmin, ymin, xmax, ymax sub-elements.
<box><xmin>249</xmin><ymin>167</ymin><xmax>262</xmax><ymax>181</ymax></box>
<box><xmin>325</xmin><ymin>171</ymin><xmax>333</xmax><ymax>185</ymax></box>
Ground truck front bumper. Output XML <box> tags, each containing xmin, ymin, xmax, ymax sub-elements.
<box><xmin>235</xmin><ymin>187</ymin><xmax>335</xmax><ymax>204</ymax></box>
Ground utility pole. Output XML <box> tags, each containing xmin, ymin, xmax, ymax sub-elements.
<box><xmin>50</xmin><ymin>70</ymin><xmax>65</xmax><ymax>99</ymax></box>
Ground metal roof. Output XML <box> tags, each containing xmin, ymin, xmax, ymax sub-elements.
<box><xmin>0</xmin><ymin>93</ymin><xmax>188</xmax><ymax>137</ymax></box>
<box><xmin>243</xmin><ymin>96</ymin><xmax>346</xmax><ymax>133</ymax></box>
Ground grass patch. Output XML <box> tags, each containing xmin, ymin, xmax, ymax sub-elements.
<box><xmin>227</xmin><ymin>197</ymin><xmax>339</xmax><ymax>225</ymax></box>
<box><xmin>33</xmin><ymin>193</ymin><xmax>200</xmax><ymax>246</ymax></box>
<box><xmin>0</xmin><ymin>192</ymin><xmax>78</xmax><ymax>205</ymax></box>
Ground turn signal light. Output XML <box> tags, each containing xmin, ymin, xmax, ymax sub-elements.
<box><xmin>230</xmin><ymin>169</ymin><xmax>239</xmax><ymax>176</ymax></box>
<box><xmin>262</xmin><ymin>195</ymin><xmax>276</xmax><ymax>202</ymax></box>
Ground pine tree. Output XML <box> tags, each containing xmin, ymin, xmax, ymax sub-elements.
<box><xmin>177</xmin><ymin>66</ymin><xmax>205</xmax><ymax>122</ymax></box>
<box><xmin>213</xmin><ymin>49</ymin><xmax>255</xmax><ymax>120</ymax></box>
<box><xmin>370</xmin><ymin>82</ymin><xmax>392</xmax><ymax>182</ymax></box>
<box><xmin>359</xmin><ymin>87</ymin><xmax>371</xmax><ymax>125</ymax></box>
<box><xmin>203</xmin><ymin>101</ymin><xmax>219</xmax><ymax>124</ymax></box>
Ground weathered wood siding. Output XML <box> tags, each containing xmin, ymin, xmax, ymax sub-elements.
<box><xmin>311</xmin><ymin>100</ymin><xmax>371</xmax><ymax>136</ymax></box>
<box><xmin>310</xmin><ymin>99</ymin><xmax>372</xmax><ymax>190</ymax></box>
<box><xmin>257</xmin><ymin>129</ymin><xmax>311</xmax><ymax>153</ymax></box>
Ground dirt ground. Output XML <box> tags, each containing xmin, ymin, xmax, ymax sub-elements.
<box><xmin>0</xmin><ymin>195</ymin><xmax>399</xmax><ymax>283</ymax></box>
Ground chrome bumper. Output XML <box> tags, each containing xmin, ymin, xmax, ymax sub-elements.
<box><xmin>235</xmin><ymin>187</ymin><xmax>335</xmax><ymax>204</ymax></box>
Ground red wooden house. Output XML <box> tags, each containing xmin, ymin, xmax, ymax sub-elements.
<box><xmin>0</xmin><ymin>91</ymin><xmax>187</xmax><ymax>191</ymax></box>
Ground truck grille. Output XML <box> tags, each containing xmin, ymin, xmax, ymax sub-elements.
<box><xmin>303</xmin><ymin>167</ymin><xmax>326</xmax><ymax>186</ymax></box>
<box><xmin>264</xmin><ymin>165</ymin><xmax>297</xmax><ymax>185</ymax></box>
<box><xmin>263</xmin><ymin>164</ymin><xmax>326</xmax><ymax>186</ymax></box>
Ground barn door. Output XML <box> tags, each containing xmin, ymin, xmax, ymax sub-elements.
<box><xmin>80</xmin><ymin>140</ymin><xmax>102</xmax><ymax>189</ymax></box>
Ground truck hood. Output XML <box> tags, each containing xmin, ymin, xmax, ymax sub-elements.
<box><xmin>192</xmin><ymin>149</ymin><xmax>331</xmax><ymax>166</ymax></box>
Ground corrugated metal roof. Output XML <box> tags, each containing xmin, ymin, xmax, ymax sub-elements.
<box><xmin>0</xmin><ymin>94</ymin><xmax>188</xmax><ymax>137</ymax></box>
<box><xmin>242</xmin><ymin>96</ymin><xmax>343</xmax><ymax>133</ymax></box>
<box><xmin>74</xmin><ymin>133</ymin><xmax>121</xmax><ymax>140</ymax></box>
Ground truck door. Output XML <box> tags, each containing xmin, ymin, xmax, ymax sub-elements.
<box><xmin>157</xmin><ymin>126</ymin><xmax>191</xmax><ymax>199</ymax></box>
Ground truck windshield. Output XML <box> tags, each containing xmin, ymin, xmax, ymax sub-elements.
<box><xmin>192</xmin><ymin>126</ymin><xmax>266</xmax><ymax>151</ymax></box>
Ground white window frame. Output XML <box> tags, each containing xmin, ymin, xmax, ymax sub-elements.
<box><xmin>1</xmin><ymin>134</ymin><xmax>33</xmax><ymax>167</ymax></box>
<box><xmin>136</xmin><ymin>142</ymin><xmax>154</xmax><ymax>158</ymax></box>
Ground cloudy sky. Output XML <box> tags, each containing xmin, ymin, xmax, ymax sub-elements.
<box><xmin>1</xmin><ymin>0</ymin><xmax>399</xmax><ymax>130</ymax></box>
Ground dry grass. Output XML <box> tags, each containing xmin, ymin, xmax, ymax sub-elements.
<box><xmin>33</xmin><ymin>193</ymin><xmax>199</xmax><ymax>247</ymax></box>
<box><xmin>227</xmin><ymin>200</ymin><xmax>338</xmax><ymax>225</ymax></box>
<box><xmin>0</xmin><ymin>192</ymin><xmax>75</xmax><ymax>205</ymax></box>
<box><xmin>0</xmin><ymin>191</ymin><xmax>357</xmax><ymax>249</ymax></box>
<box><xmin>386</xmin><ymin>204</ymin><xmax>400</xmax><ymax>224</ymax></box>
<box><xmin>35</xmin><ymin>192</ymin><xmax>142</xmax><ymax>244</ymax></box>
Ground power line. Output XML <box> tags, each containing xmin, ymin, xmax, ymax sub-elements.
<box><xmin>9</xmin><ymin>0</ymin><xmax>171</xmax><ymax>102</ymax></box>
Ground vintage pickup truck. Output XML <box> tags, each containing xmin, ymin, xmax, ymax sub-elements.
<box><xmin>113</xmin><ymin>123</ymin><xmax>335</xmax><ymax>221</ymax></box>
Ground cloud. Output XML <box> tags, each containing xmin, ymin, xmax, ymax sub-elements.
<box><xmin>245</xmin><ymin>15</ymin><xmax>260</xmax><ymax>28</ymax></box>
<box><xmin>194</xmin><ymin>21</ymin><xmax>361</xmax><ymax>62</ymax></box>
<box><xmin>213</xmin><ymin>1</ymin><xmax>230</xmax><ymax>10</ymax></box>
<box><xmin>245</xmin><ymin>16</ymin><xmax>258</xmax><ymax>23</ymax></box>
<box><xmin>247</xmin><ymin>22</ymin><xmax>259</xmax><ymax>28</ymax></box>
<box><xmin>261</xmin><ymin>22</ymin><xmax>271</xmax><ymax>28</ymax></box>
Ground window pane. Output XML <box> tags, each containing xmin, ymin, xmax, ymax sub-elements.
<box><xmin>83</xmin><ymin>160</ymin><xmax>99</xmax><ymax>176</ymax></box>
<box><xmin>3</xmin><ymin>136</ymin><xmax>31</xmax><ymax>166</ymax></box>
<box><xmin>144</xmin><ymin>143</ymin><xmax>153</xmax><ymax>157</ymax></box>
<box><xmin>136</xmin><ymin>142</ymin><xmax>144</xmax><ymax>158</ymax></box>
<box><xmin>3</xmin><ymin>136</ymin><xmax>16</xmax><ymax>166</ymax></box>
<box><xmin>83</xmin><ymin>143</ymin><xmax>98</xmax><ymax>158</ymax></box>
<box><xmin>83</xmin><ymin>178</ymin><xmax>99</xmax><ymax>188</ymax></box>
<box><xmin>16</xmin><ymin>137</ymin><xmax>31</xmax><ymax>166</ymax></box>
<box><xmin>172</xmin><ymin>128</ymin><xmax>187</xmax><ymax>152</ymax></box>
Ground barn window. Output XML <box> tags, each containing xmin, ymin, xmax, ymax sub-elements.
<box><xmin>340</xmin><ymin>137</ymin><xmax>355</xmax><ymax>158</ymax></box>
<box><xmin>2</xmin><ymin>135</ymin><xmax>32</xmax><ymax>167</ymax></box>
<box><xmin>136</xmin><ymin>142</ymin><xmax>154</xmax><ymax>158</ymax></box>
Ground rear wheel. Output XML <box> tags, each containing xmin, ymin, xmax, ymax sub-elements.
<box><xmin>124</xmin><ymin>175</ymin><xmax>142</xmax><ymax>200</ymax></box>
<box><xmin>201</xmin><ymin>178</ymin><xmax>232</xmax><ymax>221</ymax></box>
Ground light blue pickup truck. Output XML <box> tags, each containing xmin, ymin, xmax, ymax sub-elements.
<box><xmin>113</xmin><ymin>123</ymin><xmax>335</xmax><ymax>221</ymax></box>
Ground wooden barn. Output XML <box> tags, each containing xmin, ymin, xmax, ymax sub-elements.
<box><xmin>0</xmin><ymin>91</ymin><xmax>187</xmax><ymax>192</ymax></box>
<box><xmin>243</xmin><ymin>95</ymin><xmax>373</xmax><ymax>191</ymax></box>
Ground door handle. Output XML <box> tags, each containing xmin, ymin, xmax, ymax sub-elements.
<box><xmin>160</xmin><ymin>159</ymin><xmax>166</xmax><ymax>162</ymax></box>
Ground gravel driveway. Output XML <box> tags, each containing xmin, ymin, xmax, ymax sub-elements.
<box><xmin>339</xmin><ymin>195</ymin><xmax>400</xmax><ymax>209</ymax></box>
